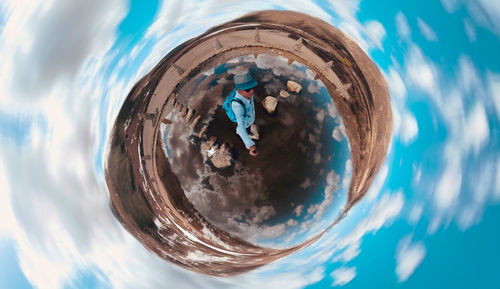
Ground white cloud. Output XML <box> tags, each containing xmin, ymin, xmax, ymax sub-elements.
<box><xmin>327</xmin><ymin>101</ymin><xmax>340</xmax><ymax>119</ymax></box>
<box><xmin>400</xmin><ymin>112</ymin><xmax>419</xmax><ymax>144</ymax></box>
<box><xmin>439</xmin><ymin>88</ymin><xmax>464</xmax><ymax>137</ymax></box>
<box><xmin>300</xmin><ymin>178</ymin><xmax>312</xmax><ymax>189</ymax></box>
<box><xmin>332</xmin><ymin>126</ymin><xmax>343</xmax><ymax>142</ymax></box>
<box><xmin>1</xmin><ymin>0</ymin><xmax>126</xmax><ymax>102</ymax></box>
<box><xmin>331</xmin><ymin>266</ymin><xmax>356</xmax><ymax>286</ymax></box>
<box><xmin>417</xmin><ymin>18</ymin><xmax>438</xmax><ymax>41</ymax></box>
<box><xmin>385</xmin><ymin>68</ymin><xmax>407</xmax><ymax>100</ymax></box>
<box><xmin>366</xmin><ymin>165</ymin><xmax>388</xmax><ymax>201</ymax></box>
<box><xmin>287</xmin><ymin>219</ymin><xmax>298</xmax><ymax>227</ymax></box>
<box><xmin>440</xmin><ymin>0</ymin><xmax>459</xmax><ymax>12</ymax></box>
<box><xmin>424</xmin><ymin>55</ymin><xmax>493</xmax><ymax>231</ymax></box>
<box><xmin>251</xmin><ymin>224</ymin><xmax>287</xmax><ymax>240</ymax></box>
<box><xmin>405</xmin><ymin>46</ymin><xmax>439</xmax><ymax>96</ymax></box>
<box><xmin>464</xmin><ymin>102</ymin><xmax>489</xmax><ymax>155</ymax></box>
<box><xmin>395</xmin><ymin>12</ymin><xmax>411</xmax><ymax>39</ymax></box>
<box><xmin>2</xmin><ymin>139</ymin><xmax>218</xmax><ymax>289</ymax></box>
<box><xmin>0</xmin><ymin>1</ymin><xmax>227</xmax><ymax>288</ymax></box>
<box><xmin>464</xmin><ymin>19</ymin><xmax>476</xmax><ymax>42</ymax></box>
<box><xmin>467</xmin><ymin>0</ymin><xmax>500</xmax><ymax>36</ymax></box>
<box><xmin>441</xmin><ymin>0</ymin><xmax>500</xmax><ymax>36</ymax></box>
<box><xmin>364</xmin><ymin>20</ymin><xmax>386</xmax><ymax>49</ymax></box>
<box><xmin>146</xmin><ymin>0</ymin><xmax>333</xmax><ymax>49</ymax></box>
<box><xmin>342</xmin><ymin>159</ymin><xmax>353</xmax><ymax>189</ymax></box>
<box><xmin>338</xmin><ymin>21</ymin><xmax>370</xmax><ymax>52</ymax></box>
<box><xmin>307</xmin><ymin>170</ymin><xmax>340</xmax><ymax>220</ymax></box>
<box><xmin>0</xmin><ymin>0</ymin><xmax>131</xmax><ymax>283</ymax></box>
<box><xmin>295</xmin><ymin>205</ymin><xmax>304</xmax><ymax>217</ymax></box>
<box><xmin>335</xmin><ymin>241</ymin><xmax>360</xmax><ymax>262</ymax></box>
<box><xmin>395</xmin><ymin>236</ymin><xmax>426</xmax><ymax>282</ymax></box>
<box><xmin>307</xmin><ymin>82</ymin><xmax>321</xmax><ymax>94</ymax></box>
<box><xmin>366</xmin><ymin>192</ymin><xmax>404</xmax><ymax>231</ymax></box>
<box><xmin>339</xmin><ymin>192</ymin><xmax>404</xmax><ymax>250</ymax></box>
<box><xmin>412</xmin><ymin>164</ymin><xmax>422</xmax><ymax>186</ymax></box>
<box><xmin>458</xmin><ymin>55</ymin><xmax>481</xmax><ymax>95</ymax></box>
<box><xmin>391</xmin><ymin>101</ymin><xmax>402</xmax><ymax>137</ymax></box>
<box><xmin>251</xmin><ymin>206</ymin><xmax>276</xmax><ymax>224</ymax></box>
<box><xmin>255</xmin><ymin>54</ymin><xmax>306</xmax><ymax>80</ymax></box>
<box><xmin>237</xmin><ymin>267</ymin><xmax>325</xmax><ymax>289</ymax></box>
<box><xmin>146</xmin><ymin>0</ymin><xmax>193</xmax><ymax>38</ymax></box>
<box><xmin>408</xmin><ymin>204</ymin><xmax>423</xmax><ymax>224</ymax></box>
<box><xmin>458</xmin><ymin>160</ymin><xmax>496</xmax><ymax>230</ymax></box>
<box><xmin>227</xmin><ymin>65</ymin><xmax>251</xmax><ymax>75</ymax></box>
<box><xmin>434</xmin><ymin>158</ymin><xmax>462</xmax><ymax>210</ymax></box>
<box><xmin>329</xmin><ymin>0</ymin><xmax>387</xmax><ymax>51</ymax></box>
<box><xmin>272</xmin><ymin>0</ymin><xmax>333</xmax><ymax>22</ymax></box>
<box><xmin>271</xmin><ymin>193</ymin><xmax>405</xmax><ymax>287</ymax></box>
<box><xmin>487</xmin><ymin>72</ymin><xmax>500</xmax><ymax>120</ymax></box>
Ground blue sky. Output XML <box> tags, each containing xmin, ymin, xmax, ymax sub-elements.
<box><xmin>0</xmin><ymin>0</ymin><xmax>499</xmax><ymax>288</ymax></box>
<box><xmin>0</xmin><ymin>240</ymin><xmax>32</xmax><ymax>289</ymax></box>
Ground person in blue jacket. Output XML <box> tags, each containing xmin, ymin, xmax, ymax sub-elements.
<box><xmin>232</xmin><ymin>73</ymin><xmax>259</xmax><ymax>156</ymax></box>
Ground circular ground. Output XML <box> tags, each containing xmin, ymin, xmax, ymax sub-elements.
<box><xmin>105</xmin><ymin>10</ymin><xmax>392</xmax><ymax>276</ymax></box>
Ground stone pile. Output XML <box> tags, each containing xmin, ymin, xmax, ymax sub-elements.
<box><xmin>201</xmin><ymin>136</ymin><xmax>233</xmax><ymax>169</ymax></box>
<box><xmin>286</xmin><ymin>80</ymin><xmax>302</xmax><ymax>94</ymax></box>
<box><xmin>167</xmin><ymin>97</ymin><xmax>208</xmax><ymax>139</ymax></box>
<box><xmin>262</xmin><ymin>96</ymin><xmax>278</xmax><ymax>114</ymax></box>
<box><xmin>260</xmin><ymin>80</ymin><xmax>302</xmax><ymax>115</ymax></box>
<box><xmin>279</xmin><ymin>89</ymin><xmax>290</xmax><ymax>98</ymax></box>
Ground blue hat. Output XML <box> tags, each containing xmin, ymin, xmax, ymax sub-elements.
<box><xmin>234</xmin><ymin>73</ymin><xmax>258</xmax><ymax>90</ymax></box>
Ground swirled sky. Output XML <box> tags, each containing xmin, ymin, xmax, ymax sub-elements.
<box><xmin>0</xmin><ymin>0</ymin><xmax>499</xmax><ymax>288</ymax></box>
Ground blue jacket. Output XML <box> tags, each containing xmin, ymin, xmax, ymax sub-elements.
<box><xmin>232</xmin><ymin>91</ymin><xmax>255</xmax><ymax>149</ymax></box>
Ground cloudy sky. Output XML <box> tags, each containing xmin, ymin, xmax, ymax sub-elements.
<box><xmin>0</xmin><ymin>0</ymin><xmax>499</xmax><ymax>288</ymax></box>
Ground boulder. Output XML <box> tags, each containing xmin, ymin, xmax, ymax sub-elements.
<box><xmin>185</xmin><ymin>108</ymin><xmax>194</xmax><ymax>122</ymax></box>
<box><xmin>286</xmin><ymin>80</ymin><xmax>302</xmax><ymax>93</ymax></box>
<box><xmin>181</xmin><ymin>107</ymin><xmax>188</xmax><ymax>117</ymax></box>
<box><xmin>201</xmin><ymin>136</ymin><xmax>217</xmax><ymax>159</ymax></box>
<box><xmin>190</xmin><ymin>115</ymin><xmax>201</xmax><ymax>129</ymax></box>
<box><xmin>262</xmin><ymin>96</ymin><xmax>278</xmax><ymax>114</ymax></box>
<box><xmin>198</xmin><ymin>125</ymin><xmax>208</xmax><ymax>138</ymax></box>
<box><xmin>249</xmin><ymin>124</ymin><xmax>259</xmax><ymax>141</ymax></box>
<box><xmin>211</xmin><ymin>143</ymin><xmax>232</xmax><ymax>169</ymax></box>
<box><xmin>279</xmin><ymin>89</ymin><xmax>290</xmax><ymax>98</ymax></box>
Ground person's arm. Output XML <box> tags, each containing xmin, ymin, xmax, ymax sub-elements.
<box><xmin>232</xmin><ymin>102</ymin><xmax>255</xmax><ymax>150</ymax></box>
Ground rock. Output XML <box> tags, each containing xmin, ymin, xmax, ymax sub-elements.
<box><xmin>286</xmin><ymin>80</ymin><xmax>302</xmax><ymax>93</ymax></box>
<box><xmin>198</xmin><ymin>125</ymin><xmax>208</xmax><ymax>138</ymax></box>
<box><xmin>202</xmin><ymin>136</ymin><xmax>217</xmax><ymax>148</ymax></box>
<box><xmin>201</xmin><ymin>136</ymin><xmax>217</xmax><ymax>159</ymax></box>
<box><xmin>279</xmin><ymin>89</ymin><xmax>290</xmax><ymax>98</ymax></box>
<box><xmin>181</xmin><ymin>107</ymin><xmax>188</xmax><ymax>117</ymax></box>
<box><xmin>249</xmin><ymin>124</ymin><xmax>259</xmax><ymax>140</ymax></box>
<box><xmin>175</xmin><ymin>102</ymin><xmax>183</xmax><ymax>112</ymax></box>
<box><xmin>185</xmin><ymin>108</ymin><xmax>194</xmax><ymax>122</ymax></box>
<box><xmin>211</xmin><ymin>143</ymin><xmax>232</xmax><ymax>169</ymax></box>
<box><xmin>262</xmin><ymin>96</ymin><xmax>278</xmax><ymax>114</ymax></box>
<box><xmin>190</xmin><ymin>115</ymin><xmax>201</xmax><ymax>129</ymax></box>
<box><xmin>161</xmin><ymin>118</ymin><xmax>173</xmax><ymax>124</ymax></box>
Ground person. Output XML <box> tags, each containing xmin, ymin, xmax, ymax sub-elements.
<box><xmin>232</xmin><ymin>73</ymin><xmax>259</xmax><ymax>156</ymax></box>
